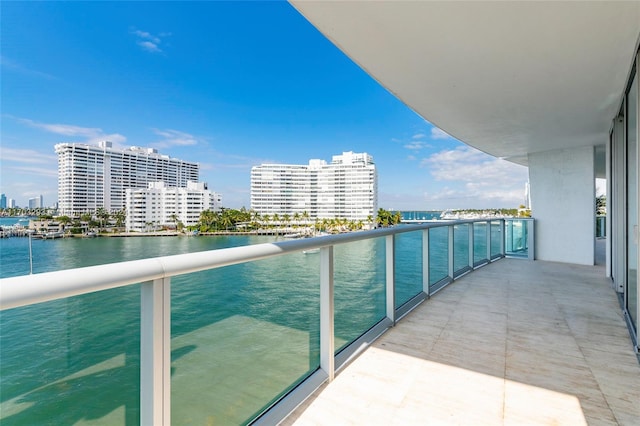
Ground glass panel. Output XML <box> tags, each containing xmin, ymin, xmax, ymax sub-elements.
<box><xmin>627</xmin><ymin>73</ymin><xmax>638</xmax><ymax>330</ymax></box>
<box><xmin>334</xmin><ymin>238</ymin><xmax>386</xmax><ymax>353</ymax></box>
<box><xmin>505</xmin><ymin>219</ymin><xmax>529</xmax><ymax>257</ymax></box>
<box><xmin>490</xmin><ymin>221</ymin><xmax>502</xmax><ymax>258</ymax></box>
<box><xmin>171</xmin><ymin>253</ymin><xmax>320</xmax><ymax>424</ymax></box>
<box><xmin>394</xmin><ymin>231</ymin><xmax>423</xmax><ymax>308</ymax></box>
<box><xmin>0</xmin><ymin>288</ymin><xmax>140</xmax><ymax>425</ymax></box>
<box><xmin>473</xmin><ymin>222</ymin><xmax>488</xmax><ymax>264</ymax></box>
<box><xmin>453</xmin><ymin>224</ymin><xmax>470</xmax><ymax>273</ymax></box>
<box><xmin>428</xmin><ymin>226</ymin><xmax>449</xmax><ymax>287</ymax></box>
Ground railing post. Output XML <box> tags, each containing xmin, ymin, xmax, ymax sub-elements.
<box><xmin>141</xmin><ymin>277</ymin><xmax>171</xmax><ymax>426</ymax></box>
<box><xmin>386</xmin><ymin>235</ymin><xmax>395</xmax><ymax>324</ymax></box>
<box><xmin>527</xmin><ymin>219</ymin><xmax>535</xmax><ymax>260</ymax></box>
<box><xmin>468</xmin><ymin>223</ymin><xmax>474</xmax><ymax>269</ymax></box>
<box><xmin>423</xmin><ymin>229</ymin><xmax>430</xmax><ymax>296</ymax></box>
<box><xmin>500</xmin><ymin>219</ymin><xmax>506</xmax><ymax>257</ymax></box>
<box><xmin>320</xmin><ymin>246</ymin><xmax>335</xmax><ymax>381</ymax></box>
<box><xmin>448</xmin><ymin>225</ymin><xmax>454</xmax><ymax>279</ymax></box>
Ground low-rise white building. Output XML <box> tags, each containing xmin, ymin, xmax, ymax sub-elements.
<box><xmin>125</xmin><ymin>181</ymin><xmax>221</xmax><ymax>232</ymax></box>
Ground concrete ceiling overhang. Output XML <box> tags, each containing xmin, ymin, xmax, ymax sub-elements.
<box><xmin>290</xmin><ymin>1</ymin><xmax>640</xmax><ymax>166</ymax></box>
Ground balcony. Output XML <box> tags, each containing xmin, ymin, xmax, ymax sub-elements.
<box><xmin>283</xmin><ymin>248</ymin><xmax>640</xmax><ymax>425</ymax></box>
<box><xmin>1</xmin><ymin>219</ymin><xmax>637</xmax><ymax>425</ymax></box>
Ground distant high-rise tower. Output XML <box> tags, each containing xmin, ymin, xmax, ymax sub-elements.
<box><xmin>55</xmin><ymin>141</ymin><xmax>199</xmax><ymax>216</ymax></box>
<box><xmin>28</xmin><ymin>195</ymin><xmax>43</xmax><ymax>209</ymax></box>
<box><xmin>0</xmin><ymin>193</ymin><xmax>6</xmax><ymax>209</ymax></box>
<box><xmin>251</xmin><ymin>151</ymin><xmax>377</xmax><ymax>221</ymax></box>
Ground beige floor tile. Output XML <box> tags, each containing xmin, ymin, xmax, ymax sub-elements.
<box><xmin>286</xmin><ymin>258</ymin><xmax>640</xmax><ymax>426</ymax></box>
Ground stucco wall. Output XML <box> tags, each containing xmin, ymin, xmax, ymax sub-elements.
<box><xmin>528</xmin><ymin>146</ymin><xmax>595</xmax><ymax>265</ymax></box>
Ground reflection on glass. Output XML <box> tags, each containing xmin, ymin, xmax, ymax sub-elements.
<box><xmin>491</xmin><ymin>221</ymin><xmax>502</xmax><ymax>258</ymax></box>
<box><xmin>505</xmin><ymin>220</ymin><xmax>529</xmax><ymax>257</ymax></box>
<box><xmin>429</xmin><ymin>227</ymin><xmax>449</xmax><ymax>286</ymax></box>
<box><xmin>453</xmin><ymin>224</ymin><xmax>470</xmax><ymax>273</ymax></box>
<box><xmin>627</xmin><ymin>73</ymin><xmax>638</xmax><ymax>329</ymax></box>
<box><xmin>473</xmin><ymin>222</ymin><xmax>488</xmax><ymax>264</ymax></box>
<box><xmin>170</xmin><ymin>253</ymin><xmax>321</xmax><ymax>424</ymax></box>
<box><xmin>0</xmin><ymin>289</ymin><xmax>141</xmax><ymax>425</ymax></box>
<box><xmin>334</xmin><ymin>238</ymin><xmax>386</xmax><ymax>353</ymax></box>
<box><xmin>394</xmin><ymin>231</ymin><xmax>423</xmax><ymax>308</ymax></box>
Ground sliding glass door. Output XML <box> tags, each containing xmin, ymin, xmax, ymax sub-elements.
<box><xmin>627</xmin><ymin>71</ymin><xmax>638</xmax><ymax>332</ymax></box>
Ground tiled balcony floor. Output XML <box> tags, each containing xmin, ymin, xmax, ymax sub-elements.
<box><xmin>283</xmin><ymin>258</ymin><xmax>640</xmax><ymax>425</ymax></box>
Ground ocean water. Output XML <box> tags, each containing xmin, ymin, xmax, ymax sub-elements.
<box><xmin>0</xmin><ymin>218</ymin><xmax>499</xmax><ymax>425</ymax></box>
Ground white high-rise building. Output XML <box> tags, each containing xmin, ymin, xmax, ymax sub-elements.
<box><xmin>55</xmin><ymin>141</ymin><xmax>199</xmax><ymax>216</ymax></box>
<box><xmin>251</xmin><ymin>151</ymin><xmax>377</xmax><ymax>221</ymax></box>
<box><xmin>28</xmin><ymin>195</ymin><xmax>43</xmax><ymax>209</ymax></box>
<box><xmin>125</xmin><ymin>181</ymin><xmax>221</xmax><ymax>232</ymax></box>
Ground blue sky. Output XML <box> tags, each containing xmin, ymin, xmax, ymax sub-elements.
<box><xmin>0</xmin><ymin>1</ymin><xmax>529</xmax><ymax>210</ymax></box>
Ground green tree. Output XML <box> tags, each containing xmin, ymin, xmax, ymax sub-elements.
<box><xmin>96</xmin><ymin>207</ymin><xmax>110</xmax><ymax>230</ymax></box>
<box><xmin>56</xmin><ymin>215</ymin><xmax>72</xmax><ymax>230</ymax></box>
<box><xmin>112</xmin><ymin>209</ymin><xmax>126</xmax><ymax>228</ymax></box>
<box><xmin>596</xmin><ymin>195</ymin><xmax>606</xmax><ymax>215</ymax></box>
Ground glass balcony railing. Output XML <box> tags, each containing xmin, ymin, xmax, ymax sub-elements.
<box><xmin>0</xmin><ymin>218</ymin><xmax>533</xmax><ymax>425</ymax></box>
<box><xmin>595</xmin><ymin>215</ymin><xmax>606</xmax><ymax>238</ymax></box>
<box><xmin>505</xmin><ymin>218</ymin><xmax>534</xmax><ymax>259</ymax></box>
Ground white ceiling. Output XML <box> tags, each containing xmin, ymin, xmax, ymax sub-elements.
<box><xmin>290</xmin><ymin>1</ymin><xmax>640</xmax><ymax>166</ymax></box>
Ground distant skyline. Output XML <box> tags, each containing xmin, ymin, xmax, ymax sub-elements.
<box><xmin>1</xmin><ymin>1</ymin><xmax>530</xmax><ymax>210</ymax></box>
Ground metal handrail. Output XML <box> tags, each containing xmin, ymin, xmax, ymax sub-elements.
<box><xmin>0</xmin><ymin>218</ymin><xmax>514</xmax><ymax>311</ymax></box>
<box><xmin>0</xmin><ymin>217</ymin><xmax>534</xmax><ymax>425</ymax></box>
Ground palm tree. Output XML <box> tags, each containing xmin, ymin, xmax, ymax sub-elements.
<box><xmin>169</xmin><ymin>213</ymin><xmax>179</xmax><ymax>230</ymax></box>
<box><xmin>56</xmin><ymin>215</ymin><xmax>72</xmax><ymax>231</ymax></box>
<box><xmin>377</xmin><ymin>208</ymin><xmax>391</xmax><ymax>227</ymax></box>
<box><xmin>80</xmin><ymin>213</ymin><xmax>92</xmax><ymax>223</ymax></box>
<box><xmin>113</xmin><ymin>209</ymin><xmax>126</xmax><ymax>228</ymax></box>
<box><xmin>392</xmin><ymin>211</ymin><xmax>402</xmax><ymax>225</ymax></box>
<box><xmin>220</xmin><ymin>209</ymin><xmax>234</xmax><ymax>231</ymax></box>
<box><xmin>96</xmin><ymin>207</ymin><xmax>110</xmax><ymax>231</ymax></box>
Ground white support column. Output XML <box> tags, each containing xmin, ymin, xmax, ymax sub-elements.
<box><xmin>529</xmin><ymin>146</ymin><xmax>596</xmax><ymax>265</ymax></box>
<box><xmin>141</xmin><ymin>277</ymin><xmax>171</xmax><ymax>426</ymax></box>
<box><xmin>423</xmin><ymin>229</ymin><xmax>430</xmax><ymax>296</ymax></box>
<box><xmin>468</xmin><ymin>223</ymin><xmax>474</xmax><ymax>268</ymax></box>
<box><xmin>386</xmin><ymin>235</ymin><xmax>395</xmax><ymax>324</ymax></box>
<box><xmin>320</xmin><ymin>246</ymin><xmax>335</xmax><ymax>381</ymax></box>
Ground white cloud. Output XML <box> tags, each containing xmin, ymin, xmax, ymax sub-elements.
<box><xmin>0</xmin><ymin>147</ymin><xmax>57</xmax><ymax>164</ymax></box>
<box><xmin>138</xmin><ymin>41</ymin><xmax>161</xmax><ymax>53</ymax></box>
<box><xmin>151</xmin><ymin>128</ymin><xmax>199</xmax><ymax>147</ymax></box>
<box><xmin>404</xmin><ymin>141</ymin><xmax>430</xmax><ymax>151</ymax></box>
<box><xmin>133</xmin><ymin>30</ymin><xmax>160</xmax><ymax>44</ymax></box>
<box><xmin>419</xmin><ymin>146</ymin><xmax>529</xmax><ymax>208</ymax></box>
<box><xmin>5</xmin><ymin>165</ymin><xmax>58</xmax><ymax>178</ymax></box>
<box><xmin>421</xmin><ymin>146</ymin><xmax>527</xmax><ymax>183</ymax></box>
<box><xmin>1</xmin><ymin>55</ymin><xmax>56</xmax><ymax>80</ymax></box>
<box><xmin>15</xmin><ymin>117</ymin><xmax>126</xmax><ymax>146</ymax></box>
<box><xmin>412</xmin><ymin>132</ymin><xmax>426</xmax><ymax>139</ymax></box>
<box><xmin>132</xmin><ymin>29</ymin><xmax>168</xmax><ymax>53</ymax></box>
<box><xmin>431</xmin><ymin>127</ymin><xmax>452</xmax><ymax>140</ymax></box>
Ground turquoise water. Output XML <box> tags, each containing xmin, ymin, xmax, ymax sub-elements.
<box><xmin>0</xmin><ymin>218</ymin><xmax>497</xmax><ymax>425</ymax></box>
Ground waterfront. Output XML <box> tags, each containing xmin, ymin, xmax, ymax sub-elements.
<box><xmin>0</xmin><ymin>217</ymin><xmax>496</xmax><ymax>425</ymax></box>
